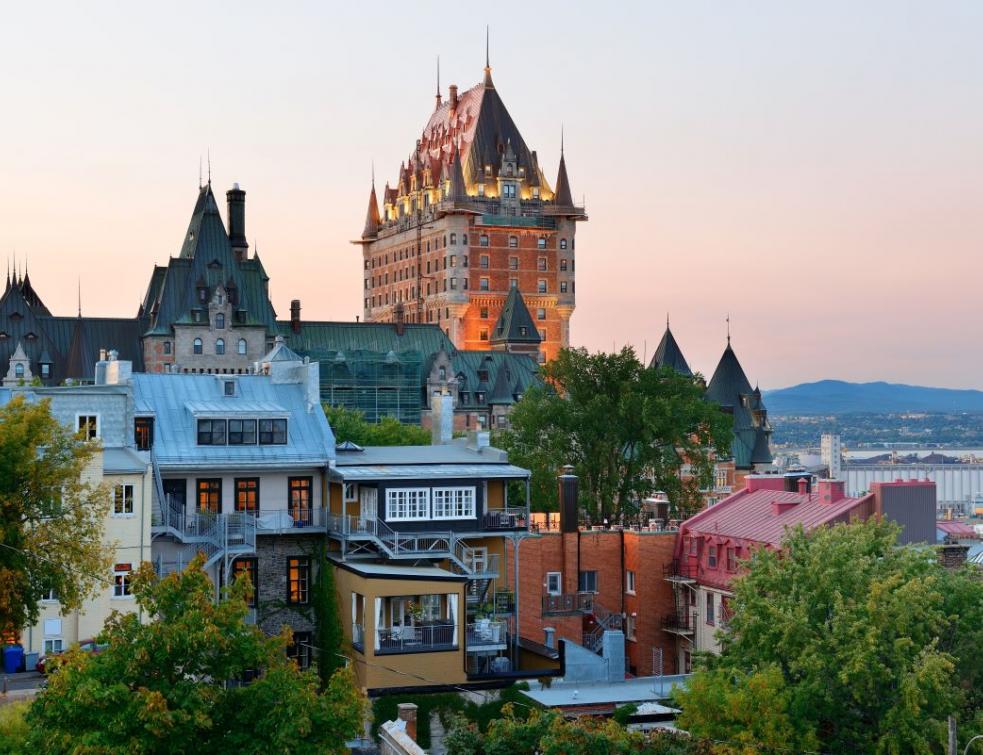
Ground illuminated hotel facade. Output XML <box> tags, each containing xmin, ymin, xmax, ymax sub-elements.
<box><xmin>355</xmin><ymin>56</ymin><xmax>585</xmax><ymax>362</ymax></box>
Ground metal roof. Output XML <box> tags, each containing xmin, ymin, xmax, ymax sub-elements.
<box><xmin>331</xmin><ymin>560</ymin><xmax>463</xmax><ymax>580</ymax></box>
<box><xmin>184</xmin><ymin>400</ymin><xmax>287</xmax><ymax>416</ymax></box>
<box><xmin>334</xmin><ymin>442</ymin><xmax>509</xmax><ymax>466</ymax></box>
<box><xmin>131</xmin><ymin>372</ymin><xmax>333</xmax><ymax>469</ymax></box>
<box><xmin>521</xmin><ymin>675</ymin><xmax>690</xmax><ymax>708</ymax></box>
<box><xmin>332</xmin><ymin>462</ymin><xmax>530</xmax><ymax>481</ymax></box>
<box><xmin>103</xmin><ymin>447</ymin><xmax>149</xmax><ymax>474</ymax></box>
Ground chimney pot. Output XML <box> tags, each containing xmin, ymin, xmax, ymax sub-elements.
<box><xmin>227</xmin><ymin>185</ymin><xmax>248</xmax><ymax>261</ymax></box>
<box><xmin>449</xmin><ymin>84</ymin><xmax>459</xmax><ymax>108</ymax></box>
<box><xmin>558</xmin><ymin>466</ymin><xmax>579</xmax><ymax>533</ymax></box>
<box><xmin>797</xmin><ymin>477</ymin><xmax>809</xmax><ymax>495</ymax></box>
<box><xmin>397</xmin><ymin>703</ymin><xmax>418</xmax><ymax>742</ymax></box>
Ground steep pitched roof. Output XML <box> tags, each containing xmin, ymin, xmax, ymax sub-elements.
<box><xmin>362</xmin><ymin>182</ymin><xmax>381</xmax><ymax>239</ymax></box>
<box><xmin>705</xmin><ymin>341</ymin><xmax>772</xmax><ymax>469</ymax></box>
<box><xmin>649</xmin><ymin>326</ymin><xmax>691</xmax><ymax>376</ymax></box>
<box><xmin>143</xmin><ymin>185</ymin><xmax>278</xmax><ymax>336</ymax></box>
<box><xmin>490</xmin><ymin>287</ymin><xmax>541</xmax><ymax>345</ymax></box>
<box><xmin>706</xmin><ymin>343</ymin><xmax>753</xmax><ymax>406</ymax></box>
<box><xmin>553</xmin><ymin>150</ymin><xmax>573</xmax><ymax>207</ymax></box>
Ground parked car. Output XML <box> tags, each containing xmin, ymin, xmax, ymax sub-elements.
<box><xmin>36</xmin><ymin>639</ymin><xmax>108</xmax><ymax>674</ymax></box>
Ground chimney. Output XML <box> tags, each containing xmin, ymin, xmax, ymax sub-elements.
<box><xmin>797</xmin><ymin>477</ymin><xmax>809</xmax><ymax>495</ymax></box>
<box><xmin>394</xmin><ymin>302</ymin><xmax>405</xmax><ymax>336</ymax></box>
<box><xmin>397</xmin><ymin>703</ymin><xmax>418</xmax><ymax>742</ymax></box>
<box><xmin>290</xmin><ymin>299</ymin><xmax>301</xmax><ymax>334</ymax></box>
<box><xmin>558</xmin><ymin>465</ymin><xmax>579</xmax><ymax>533</ymax></box>
<box><xmin>449</xmin><ymin>84</ymin><xmax>458</xmax><ymax>109</ymax></box>
<box><xmin>818</xmin><ymin>479</ymin><xmax>846</xmax><ymax>504</ymax></box>
<box><xmin>227</xmin><ymin>184</ymin><xmax>248</xmax><ymax>262</ymax></box>
<box><xmin>431</xmin><ymin>391</ymin><xmax>454</xmax><ymax>445</ymax></box>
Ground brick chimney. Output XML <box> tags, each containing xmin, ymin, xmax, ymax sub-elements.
<box><xmin>397</xmin><ymin>703</ymin><xmax>418</xmax><ymax>742</ymax></box>
<box><xmin>394</xmin><ymin>302</ymin><xmax>405</xmax><ymax>336</ymax></box>
<box><xmin>938</xmin><ymin>539</ymin><xmax>969</xmax><ymax>569</ymax></box>
<box><xmin>558</xmin><ymin>465</ymin><xmax>579</xmax><ymax>533</ymax></box>
<box><xmin>449</xmin><ymin>84</ymin><xmax>459</xmax><ymax>110</ymax></box>
<box><xmin>290</xmin><ymin>299</ymin><xmax>301</xmax><ymax>334</ymax></box>
<box><xmin>817</xmin><ymin>479</ymin><xmax>846</xmax><ymax>504</ymax></box>
<box><xmin>797</xmin><ymin>477</ymin><xmax>809</xmax><ymax>495</ymax></box>
<box><xmin>227</xmin><ymin>184</ymin><xmax>248</xmax><ymax>262</ymax></box>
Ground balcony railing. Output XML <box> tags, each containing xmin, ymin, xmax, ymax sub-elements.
<box><xmin>662</xmin><ymin>559</ymin><xmax>698</xmax><ymax>581</ymax></box>
<box><xmin>662</xmin><ymin>612</ymin><xmax>695</xmax><ymax>633</ymax></box>
<box><xmin>376</xmin><ymin>622</ymin><xmax>458</xmax><ymax>654</ymax></box>
<box><xmin>482</xmin><ymin>507</ymin><xmax>528</xmax><ymax>530</ymax></box>
<box><xmin>542</xmin><ymin>592</ymin><xmax>594</xmax><ymax>616</ymax></box>
<box><xmin>466</xmin><ymin>620</ymin><xmax>508</xmax><ymax>650</ymax></box>
<box><xmin>248</xmin><ymin>506</ymin><xmax>326</xmax><ymax>534</ymax></box>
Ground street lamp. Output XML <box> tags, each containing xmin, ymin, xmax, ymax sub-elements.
<box><xmin>965</xmin><ymin>735</ymin><xmax>983</xmax><ymax>755</ymax></box>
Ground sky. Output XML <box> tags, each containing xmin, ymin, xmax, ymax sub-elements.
<box><xmin>1</xmin><ymin>1</ymin><xmax>981</xmax><ymax>389</ymax></box>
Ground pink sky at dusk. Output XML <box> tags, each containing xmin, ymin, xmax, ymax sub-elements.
<box><xmin>1</xmin><ymin>2</ymin><xmax>981</xmax><ymax>389</ymax></box>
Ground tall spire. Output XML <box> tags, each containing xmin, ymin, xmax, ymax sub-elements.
<box><xmin>78</xmin><ymin>278</ymin><xmax>82</xmax><ymax>318</ymax></box>
<box><xmin>483</xmin><ymin>25</ymin><xmax>494</xmax><ymax>88</ymax></box>
<box><xmin>553</xmin><ymin>127</ymin><xmax>574</xmax><ymax>207</ymax></box>
<box><xmin>435</xmin><ymin>55</ymin><xmax>442</xmax><ymax>108</ymax></box>
<box><xmin>726</xmin><ymin>313</ymin><xmax>731</xmax><ymax>345</ymax></box>
<box><xmin>207</xmin><ymin>149</ymin><xmax>212</xmax><ymax>186</ymax></box>
<box><xmin>362</xmin><ymin>168</ymin><xmax>382</xmax><ymax>239</ymax></box>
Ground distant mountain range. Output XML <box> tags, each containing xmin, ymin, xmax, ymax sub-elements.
<box><xmin>763</xmin><ymin>380</ymin><xmax>983</xmax><ymax>414</ymax></box>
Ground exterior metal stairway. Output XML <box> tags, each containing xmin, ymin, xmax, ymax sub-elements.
<box><xmin>583</xmin><ymin>603</ymin><xmax>624</xmax><ymax>654</ymax></box>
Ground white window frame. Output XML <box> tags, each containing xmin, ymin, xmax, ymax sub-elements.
<box><xmin>626</xmin><ymin>570</ymin><xmax>636</xmax><ymax>594</ymax></box>
<box><xmin>546</xmin><ymin>572</ymin><xmax>562</xmax><ymax>596</ymax></box>
<box><xmin>113</xmin><ymin>484</ymin><xmax>135</xmax><ymax>517</ymax></box>
<box><xmin>113</xmin><ymin>565</ymin><xmax>133</xmax><ymax>599</ymax></box>
<box><xmin>44</xmin><ymin>638</ymin><xmax>64</xmax><ymax>654</ymax></box>
<box><xmin>343</xmin><ymin>483</ymin><xmax>359</xmax><ymax>503</ymax></box>
<box><xmin>41</xmin><ymin>589</ymin><xmax>58</xmax><ymax>602</ymax></box>
<box><xmin>385</xmin><ymin>488</ymin><xmax>430</xmax><ymax>521</ymax></box>
<box><xmin>432</xmin><ymin>486</ymin><xmax>476</xmax><ymax>520</ymax></box>
<box><xmin>75</xmin><ymin>413</ymin><xmax>100</xmax><ymax>440</ymax></box>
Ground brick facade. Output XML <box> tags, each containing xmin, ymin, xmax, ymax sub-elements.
<box><xmin>505</xmin><ymin>528</ymin><xmax>679</xmax><ymax>676</ymax></box>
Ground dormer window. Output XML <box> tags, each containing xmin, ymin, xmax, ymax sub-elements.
<box><xmin>198</xmin><ymin>287</ymin><xmax>208</xmax><ymax>303</ymax></box>
<box><xmin>0</xmin><ymin>332</ymin><xmax>7</xmax><ymax>339</ymax></box>
<box><xmin>224</xmin><ymin>380</ymin><xmax>235</xmax><ymax>396</ymax></box>
<box><xmin>14</xmin><ymin>364</ymin><xmax>24</xmax><ymax>378</ymax></box>
<box><xmin>25</xmin><ymin>332</ymin><xmax>36</xmax><ymax>340</ymax></box>
<box><xmin>215</xmin><ymin>313</ymin><xmax>225</xmax><ymax>329</ymax></box>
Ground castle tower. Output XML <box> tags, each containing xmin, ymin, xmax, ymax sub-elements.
<box><xmin>354</xmin><ymin>50</ymin><xmax>586</xmax><ymax>361</ymax></box>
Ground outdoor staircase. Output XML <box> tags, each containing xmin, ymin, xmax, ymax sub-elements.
<box><xmin>150</xmin><ymin>452</ymin><xmax>256</xmax><ymax>574</ymax></box>
<box><xmin>583</xmin><ymin>602</ymin><xmax>624</xmax><ymax>654</ymax></box>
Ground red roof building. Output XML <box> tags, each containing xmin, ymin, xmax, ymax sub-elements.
<box><xmin>664</xmin><ymin>475</ymin><xmax>879</xmax><ymax>671</ymax></box>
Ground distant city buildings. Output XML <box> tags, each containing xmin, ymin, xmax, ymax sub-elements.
<box><xmin>821</xmin><ymin>432</ymin><xmax>842</xmax><ymax>479</ymax></box>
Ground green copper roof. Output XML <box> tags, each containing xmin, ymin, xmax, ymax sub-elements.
<box><xmin>650</xmin><ymin>326</ymin><xmax>692</xmax><ymax>376</ymax></box>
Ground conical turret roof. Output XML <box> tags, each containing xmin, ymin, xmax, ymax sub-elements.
<box><xmin>362</xmin><ymin>182</ymin><xmax>381</xmax><ymax>239</ymax></box>
<box><xmin>553</xmin><ymin>150</ymin><xmax>573</xmax><ymax>207</ymax></box>
<box><xmin>706</xmin><ymin>342</ymin><xmax>753</xmax><ymax>408</ymax></box>
<box><xmin>649</xmin><ymin>325</ymin><xmax>691</xmax><ymax>376</ymax></box>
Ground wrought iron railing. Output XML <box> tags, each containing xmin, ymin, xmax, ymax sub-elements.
<box><xmin>662</xmin><ymin>559</ymin><xmax>698</xmax><ymax>580</ymax></box>
<box><xmin>482</xmin><ymin>507</ymin><xmax>528</xmax><ymax>530</ymax></box>
<box><xmin>466</xmin><ymin>621</ymin><xmax>507</xmax><ymax>649</ymax></box>
<box><xmin>542</xmin><ymin>592</ymin><xmax>594</xmax><ymax>616</ymax></box>
<box><xmin>376</xmin><ymin>623</ymin><xmax>457</xmax><ymax>654</ymax></box>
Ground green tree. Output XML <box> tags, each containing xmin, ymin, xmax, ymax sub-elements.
<box><xmin>498</xmin><ymin>347</ymin><xmax>732</xmax><ymax>520</ymax></box>
<box><xmin>26</xmin><ymin>555</ymin><xmax>364</xmax><ymax>754</ymax></box>
<box><xmin>674</xmin><ymin>518</ymin><xmax>983</xmax><ymax>754</ymax></box>
<box><xmin>445</xmin><ymin>705</ymin><xmax>706</xmax><ymax>755</ymax></box>
<box><xmin>0</xmin><ymin>395</ymin><xmax>112</xmax><ymax>633</ymax></box>
<box><xmin>313</xmin><ymin>547</ymin><xmax>345</xmax><ymax>685</ymax></box>
<box><xmin>324</xmin><ymin>405</ymin><xmax>430</xmax><ymax>446</ymax></box>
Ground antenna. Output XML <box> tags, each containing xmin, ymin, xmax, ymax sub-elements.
<box><xmin>726</xmin><ymin>313</ymin><xmax>731</xmax><ymax>344</ymax></box>
<box><xmin>199</xmin><ymin>156</ymin><xmax>202</xmax><ymax>189</ymax></box>
<box><xmin>78</xmin><ymin>278</ymin><xmax>82</xmax><ymax>317</ymax></box>
<box><xmin>207</xmin><ymin>149</ymin><xmax>212</xmax><ymax>185</ymax></box>
<box><xmin>371</xmin><ymin>160</ymin><xmax>375</xmax><ymax>189</ymax></box>
<box><xmin>436</xmin><ymin>55</ymin><xmax>440</xmax><ymax>96</ymax></box>
<box><xmin>561</xmin><ymin>124</ymin><xmax>564</xmax><ymax>156</ymax></box>
<box><xmin>485</xmin><ymin>25</ymin><xmax>490</xmax><ymax>68</ymax></box>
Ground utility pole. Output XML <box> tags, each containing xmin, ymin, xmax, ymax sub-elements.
<box><xmin>950</xmin><ymin>715</ymin><xmax>958</xmax><ymax>755</ymax></box>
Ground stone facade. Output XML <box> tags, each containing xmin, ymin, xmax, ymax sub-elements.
<box><xmin>253</xmin><ymin>534</ymin><xmax>321</xmax><ymax>639</ymax></box>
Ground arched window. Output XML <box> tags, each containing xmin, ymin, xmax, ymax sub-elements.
<box><xmin>237</xmin><ymin>338</ymin><xmax>247</xmax><ymax>355</ymax></box>
<box><xmin>193</xmin><ymin>338</ymin><xmax>203</xmax><ymax>355</ymax></box>
<box><xmin>14</xmin><ymin>364</ymin><xmax>24</xmax><ymax>378</ymax></box>
<box><xmin>215</xmin><ymin>338</ymin><xmax>225</xmax><ymax>355</ymax></box>
<box><xmin>215</xmin><ymin>313</ymin><xmax>225</xmax><ymax>329</ymax></box>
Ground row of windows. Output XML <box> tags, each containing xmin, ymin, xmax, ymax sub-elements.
<box><xmin>189</xmin><ymin>337</ymin><xmax>248</xmax><ymax>356</ymax></box>
<box><xmin>193</xmin><ymin>476</ymin><xmax>311</xmax><ymax>515</ymax></box>
<box><xmin>385</xmin><ymin>487</ymin><xmax>476</xmax><ymax>521</ymax></box>
<box><xmin>544</xmin><ymin>570</ymin><xmax>599</xmax><ymax>594</ymax></box>
<box><xmin>196</xmin><ymin>418</ymin><xmax>287</xmax><ymax>446</ymax></box>
<box><xmin>368</xmin><ymin>234</ymin><xmax>573</xmax><ymax>271</ymax></box>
